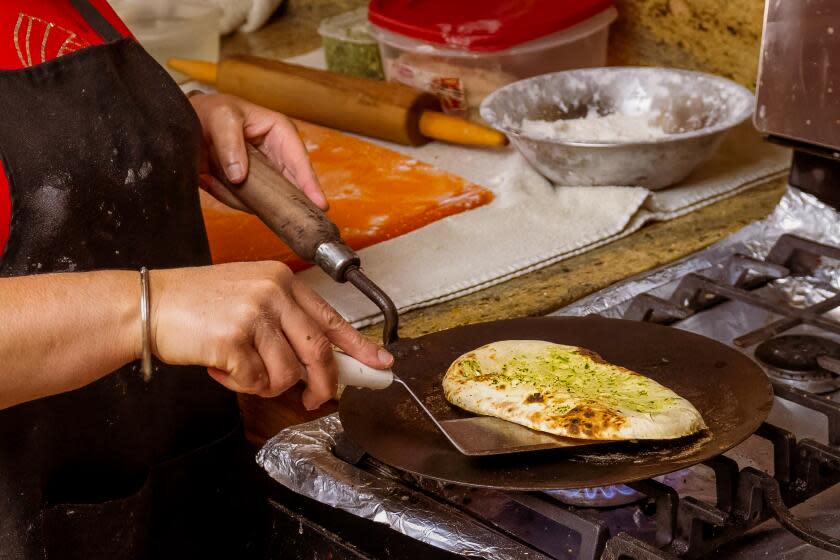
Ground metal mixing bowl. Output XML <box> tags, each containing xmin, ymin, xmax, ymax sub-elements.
<box><xmin>480</xmin><ymin>67</ymin><xmax>755</xmax><ymax>190</ymax></box>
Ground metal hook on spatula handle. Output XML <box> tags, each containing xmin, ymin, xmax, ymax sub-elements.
<box><xmin>213</xmin><ymin>144</ymin><xmax>400</xmax><ymax>345</ymax></box>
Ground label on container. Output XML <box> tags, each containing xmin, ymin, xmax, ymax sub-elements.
<box><xmin>386</xmin><ymin>59</ymin><xmax>468</xmax><ymax>117</ymax></box>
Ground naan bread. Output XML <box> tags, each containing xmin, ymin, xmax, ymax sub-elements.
<box><xmin>442</xmin><ymin>340</ymin><xmax>706</xmax><ymax>440</ymax></box>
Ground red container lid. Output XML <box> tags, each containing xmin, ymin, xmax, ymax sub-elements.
<box><xmin>368</xmin><ymin>0</ymin><xmax>614</xmax><ymax>53</ymax></box>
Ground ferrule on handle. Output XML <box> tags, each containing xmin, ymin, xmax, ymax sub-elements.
<box><xmin>314</xmin><ymin>242</ymin><xmax>360</xmax><ymax>282</ymax></box>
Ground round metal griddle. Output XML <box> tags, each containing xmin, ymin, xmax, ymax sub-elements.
<box><xmin>339</xmin><ymin>316</ymin><xmax>774</xmax><ymax>490</ymax></box>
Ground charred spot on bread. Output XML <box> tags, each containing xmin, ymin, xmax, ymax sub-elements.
<box><xmin>553</xmin><ymin>402</ymin><xmax>627</xmax><ymax>435</ymax></box>
<box><xmin>574</xmin><ymin>348</ymin><xmax>608</xmax><ymax>364</ymax></box>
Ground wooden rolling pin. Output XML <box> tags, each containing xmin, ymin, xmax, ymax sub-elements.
<box><xmin>169</xmin><ymin>56</ymin><xmax>507</xmax><ymax>148</ymax></box>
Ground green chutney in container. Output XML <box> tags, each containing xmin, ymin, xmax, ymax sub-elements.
<box><xmin>319</xmin><ymin>7</ymin><xmax>385</xmax><ymax>81</ymax></box>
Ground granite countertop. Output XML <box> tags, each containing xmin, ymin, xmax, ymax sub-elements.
<box><xmin>226</xmin><ymin>0</ymin><xmax>788</xmax><ymax>443</ymax></box>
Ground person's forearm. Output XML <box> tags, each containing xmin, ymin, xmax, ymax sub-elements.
<box><xmin>0</xmin><ymin>271</ymin><xmax>139</xmax><ymax>409</ymax></box>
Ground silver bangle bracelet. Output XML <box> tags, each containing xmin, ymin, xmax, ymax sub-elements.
<box><xmin>139</xmin><ymin>267</ymin><xmax>153</xmax><ymax>382</ymax></box>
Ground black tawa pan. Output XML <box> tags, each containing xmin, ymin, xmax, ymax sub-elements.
<box><xmin>224</xmin><ymin>146</ymin><xmax>773</xmax><ymax>492</ymax></box>
<box><xmin>340</xmin><ymin>316</ymin><xmax>774</xmax><ymax>491</ymax></box>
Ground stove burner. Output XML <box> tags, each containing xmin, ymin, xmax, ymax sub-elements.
<box><xmin>755</xmin><ymin>335</ymin><xmax>840</xmax><ymax>371</ymax></box>
<box><xmin>545</xmin><ymin>470</ymin><xmax>697</xmax><ymax>508</ymax></box>
<box><xmin>754</xmin><ymin>335</ymin><xmax>840</xmax><ymax>393</ymax></box>
<box><xmin>546</xmin><ymin>485</ymin><xmax>643</xmax><ymax>508</ymax></box>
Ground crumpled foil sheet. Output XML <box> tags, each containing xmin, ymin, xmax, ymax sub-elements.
<box><xmin>559</xmin><ymin>187</ymin><xmax>840</xmax><ymax>318</ymax></box>
<box><xmin>257</xmin><ymin>187</ymin><xmax>840</xmax><ymax>557</ymax></box>
<box><xmin>256</xmin><ymin>415</ymin><xmax>549</xmax><ymax>560</ymax></box>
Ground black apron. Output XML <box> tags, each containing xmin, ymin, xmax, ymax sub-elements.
<box><xmin>0</xmin><ymin>2</ymin><xmax>264</xmax><ymax>558</ymax></box>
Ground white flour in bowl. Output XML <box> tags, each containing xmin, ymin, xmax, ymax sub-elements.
<box><xmin>521</xmin><ymin>111</ymin><xmax>668</xmax><ymax>143</ymax></box>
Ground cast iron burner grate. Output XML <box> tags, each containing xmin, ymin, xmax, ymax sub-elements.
<box><xmin>583</xmin><ymin>233</ymin><xmax>840</xmax><ymax>558</ymax></box>
<box><xmin>627</xmin><ymin>234</ymin><xmax>840</xmax><ymax>392</ymax></box>
<box><xmin>335</xmin><ymin>423</ymin><xmax>840</xmax><ymax>559</ymax></box>
<box><xmin>328</xmin><ymin>233</ymin><xmax>840</xmax><ymax>560</ymax></box>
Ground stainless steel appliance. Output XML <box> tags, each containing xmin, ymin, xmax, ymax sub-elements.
<box><xmin>755</xmin><ymin>0</ymin><xmax>840</xmax><ymax>208</ymax></box>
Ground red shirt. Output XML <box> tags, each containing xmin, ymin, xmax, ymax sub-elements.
<box><xmin>0</xmin><ymin>1</ymin><xmax>132</xmax><ymax>254</ymax></box>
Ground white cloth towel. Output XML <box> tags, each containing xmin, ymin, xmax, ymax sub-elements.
<box><xmin>277</xmin><ymin>50</ymin><xmax>793</xmax><ymax>327</ymax></box>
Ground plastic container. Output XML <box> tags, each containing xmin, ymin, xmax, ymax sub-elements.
<box><xmin>111</xmin><ymin>0</ymin><xmax>220</xmax><ymax>84</ymax></box>
<box><xmin>319</xmin><ymin>8</ymin><xmax>384</xmax><ymax>81</ymax></box>
<box><xmin>368</xmin><ymin>1</ymin><xmax>617</xmax><ymax>120</ymax></box>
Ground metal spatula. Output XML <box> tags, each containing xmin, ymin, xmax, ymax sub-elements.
<box><xmin>334</xmin><ymin>351</ymin><xmax>606</xmax><ymax>456</ymax></box>
<box><xmin>220</xmin><ymin>146</ymin><xmax>604</xmax><ymax>456</ymax></box>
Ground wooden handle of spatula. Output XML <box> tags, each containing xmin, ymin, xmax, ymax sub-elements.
<box><xmin>213</xmin><ymin>144</ymin><xmax>350</xmax><ymax>268</ymax></box>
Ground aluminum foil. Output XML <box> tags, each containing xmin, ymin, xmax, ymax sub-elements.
<box><xmin>558</xmin><ymin>187</ymin><xmax>840</xmax><ymax>319</ymax></box>
<box><xmin>256</xmin><ymin>414</ymin><xmax>550</xmax><ymax>560</ymax></box>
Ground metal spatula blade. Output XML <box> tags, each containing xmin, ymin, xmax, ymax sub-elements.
<box><xmin>334</xmin><ymin>351</ymin><xmax>607</xmax><ymax>456</ymax></box>
<box><xmin>437</xmin><ymin>416</ymin><xmax>606</xmax><ymax>456</ymax></box>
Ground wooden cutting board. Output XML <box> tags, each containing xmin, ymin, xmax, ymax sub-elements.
<box><xmin>201</xmin><ymin>121</ymin><xmax>494</xmax><ymax>270</ymax></box>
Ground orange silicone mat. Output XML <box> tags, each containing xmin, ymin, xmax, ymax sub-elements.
<box><xmin>201</xmin><ymin>121</ymin><xmax>494</xmax><ymax>271</ymax></box>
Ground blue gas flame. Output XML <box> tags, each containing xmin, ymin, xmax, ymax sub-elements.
<box><xmin>549</xmin><ymin>469</ymin><xmax>693</xmax><ymax>504</ymax></box>
<box><xmin>553</xmin><ymin>484</ymin><xmax>638</xmax><ymax>501</ymax></box>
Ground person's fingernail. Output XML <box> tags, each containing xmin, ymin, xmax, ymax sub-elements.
<box><xmin>310</xmin><ymin>191</ymin><xmax>327</xmax><ymax>207</ymax></box>
<box><xmin>226</xmin><ymin>162</ymin><xmax>244</xmax><ymax>181</ymax></box>
<box><xmin>378</xmin><ymin>348</ymin><xmax>394</xmax><ymax>366</ymax></box>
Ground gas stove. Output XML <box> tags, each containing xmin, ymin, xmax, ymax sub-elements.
<box><xmin>258</xmin><ymin>159</ymin><xmax>840</xmax><ymax>559</ymax></box>
<box><xmin>549</xmin><ymin>206</ymin><xmax>840</xmax><ymax>559</ymax></box>
<box><xmin>259</xmin><ymin>183</ymin><xmax>840</xmax><ymax>560</ymax></box>
<box><xmin>257</xmin><ymin>2</ymin><xmax>840</xmax><ymax>558</ymax></box>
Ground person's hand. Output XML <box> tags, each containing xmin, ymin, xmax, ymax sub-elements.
<box><xmin>189</xmin><ymin>93</ymin><xmax>328</xmax><ymax>212</ymax></box>
<box><xmin>149</xmin><ymin>261</ymin><xmax>391</xmax><ymax>409</ymax></box>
